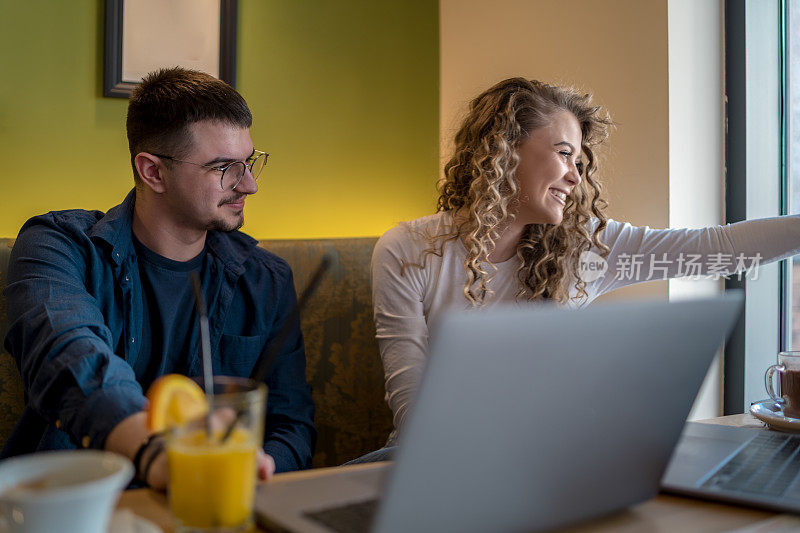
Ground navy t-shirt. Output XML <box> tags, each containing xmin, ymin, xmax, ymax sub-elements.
<box><xmin>132</xmin><ymin>234</ymin><xmax>205</xmax><ymax>390</ymax></box>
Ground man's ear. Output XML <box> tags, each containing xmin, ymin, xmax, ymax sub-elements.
<box><xmin>134</xmin><ymin>153</ymin><xmax>168</xmax><ymax>194</ymax></box>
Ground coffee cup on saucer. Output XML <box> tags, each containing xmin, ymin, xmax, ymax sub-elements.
<box><xmin>765</xmin><ymin>351</ymin><xmax>800</xmax><ymax>420</ymax></box>
<box><xmin>0</xmin><ymin>450</ymin><xmax>133</xmax><ymax>533</ymax></box>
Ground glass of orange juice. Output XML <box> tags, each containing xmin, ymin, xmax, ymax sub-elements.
<box><xmin>166</xmin><ymin>376</ymin><xmax>267</xmax><ymax>532</ymax></box>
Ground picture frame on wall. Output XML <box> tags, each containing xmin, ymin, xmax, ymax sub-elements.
<box><xmin>103</xmin><ymin>0</ymin><xmax>237</xmax><ymax>98</ymax></box>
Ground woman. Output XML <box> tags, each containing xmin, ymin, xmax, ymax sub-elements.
<box><xmin>370</xmin><ymin>77</ymin><xmax>800</xmax><ymax>448</ymax></box>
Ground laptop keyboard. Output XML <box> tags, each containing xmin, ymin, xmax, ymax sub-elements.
<box><xmin>703</xmin><ymin>432</ymin><xmax>800</xmax><ymax>498</ymax></box>
<box><xmin>303</xmin><ymin>499</ymin><xmax>379</xmax><ymax>533</ymax></box>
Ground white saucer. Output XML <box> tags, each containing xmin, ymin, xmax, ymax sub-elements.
<box><xmin>749</xmin><ymin>399</ymin><xmax>800</xmax><ymax>432</ymax></box>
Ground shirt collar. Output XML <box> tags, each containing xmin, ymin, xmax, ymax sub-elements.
<box><xmin>87</xmin><ymin>189</ymin><xmax>136</xmax><ymax>266</ymax></box>
<box><xmin>206</xmin><ymin>229</ymin><xmax>256</xmax><ymax>276</ymax></box>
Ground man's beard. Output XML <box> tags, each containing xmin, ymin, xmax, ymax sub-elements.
<box><xmin>208</xmin><ymin>213</ymin><xmax>244</xmax><ymax>232</ymax></box>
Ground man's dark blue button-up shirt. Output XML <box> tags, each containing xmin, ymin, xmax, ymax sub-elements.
<box><xmin>2</xmin><ymin>190</ymin><xmax>316</xmax><ymax>472</ymax></box>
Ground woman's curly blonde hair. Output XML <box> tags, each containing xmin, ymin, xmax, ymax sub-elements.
<box><xmin>437</xmin><ymin>77</ymin><xmax>613</xmax><ymax>305</ymax></box>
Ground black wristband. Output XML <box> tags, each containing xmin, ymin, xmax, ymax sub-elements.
<box><xmin>133</xmin><ymin>432</ymin><xmax>164</xmax><ymax>483</ymax></box>
<box><xmin>140</xmin><ymin>439</ymin><xmax>166</xmax><ymax>486</ymax></box>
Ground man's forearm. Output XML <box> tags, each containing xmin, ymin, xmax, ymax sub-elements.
<box><xmin>105</xmin><ymin>411</ymin><xmax>150</xmax><ymax>460</ymax></box>
<box><xmin>105</xmin><ymin>411</ymin><xmax>168</xmax><ymax>490</ymax></box>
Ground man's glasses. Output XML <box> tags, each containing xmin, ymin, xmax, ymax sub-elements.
<box><xmin>153</xmin><ymin>150</ymin><xmax>268</xmax><ymax>191</ymax></box>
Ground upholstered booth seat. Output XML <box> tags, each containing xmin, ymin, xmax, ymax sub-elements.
<box><xmin>0</xmin><ymin>237</ymin><xmax>392</xmax><ymax>468</ymax></box>
<box><xmin>0</xmin><ymin>240</ymin><xmax>23</xmax><ymax>450</ymax></box>
<box><xmin>260</xmin><ymin>238</ymin><xmax>392</xmax><ymax>466</ymax></box>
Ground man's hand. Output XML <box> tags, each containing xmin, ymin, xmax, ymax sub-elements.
<box><xmin>206</xmin><ymin>408</ymin><xmax>275</xmax><ymax>481</ymax></box>
<box><xmin>258</xmin><ymin>449</ymin><xmax>276</xmax><ymax>481</ymax></box>
<box><xmin>145</xmin><ymin>445</ymin><xmax>272</xmax><ymax>489</ymax></box>
<box><xmin>107</xmin><ymin>410</ymin><xmax>275</xmax><ymax>489</ymax></box>
<box><xmin>145</xmin><ymin>447</ymin><xmax>169</xmax><ymax>490</ymax></box>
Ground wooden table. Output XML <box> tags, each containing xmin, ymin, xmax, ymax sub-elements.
<box><xmin>117</xmin><ymin>414</ymin><xmax>781</xmax><ymax>532</ymax></box>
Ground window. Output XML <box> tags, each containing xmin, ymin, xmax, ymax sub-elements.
<box><xmin>786</xmin><ymin>1</ymin><xmax>800</xmax><ymax>348</ymax></box>
<box><xmin>724</xmin><ymin>0</ymin><xmax>783</xmax><ymax>413</ymax></box>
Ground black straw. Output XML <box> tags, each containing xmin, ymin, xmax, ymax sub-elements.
<box><xmin>190</xmin><ymin>271</ymin><xmax>215</xmax><ymax>437</ymax></box>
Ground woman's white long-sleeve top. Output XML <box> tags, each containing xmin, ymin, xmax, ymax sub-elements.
<box><xmin>371</xmin><ymin>211</ymin><xmax>800</xmax><ymax>444</ymax></box>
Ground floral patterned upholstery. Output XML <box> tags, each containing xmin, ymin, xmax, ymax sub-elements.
<box><xmin>0</xmin><ymin>237</ymin><xmax>392</xmax><ymax>468</ymax></box>
<box><xmin>259</xmin><ymin>238</ymin><xmax>392</xmax><ymax>467</ymax></box>
<box><xmin>0</xmin><ymin>239</ymin><xmax>24</xmax><ymax>452</ymax></box>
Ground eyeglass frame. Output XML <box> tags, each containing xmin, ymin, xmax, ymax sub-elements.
<box><xmin>151</xmin><ymin>150</ymin><xmax>268</xmax><ymax>191</ymax></box>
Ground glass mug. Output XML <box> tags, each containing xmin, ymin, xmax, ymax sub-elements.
<box><xmin>167</xmin><ymin>376</ymin><xmax>267</xmax><ymax>533</ymax></box>
<box><xmin>765</xmin><ymin>351</ymin><xmax>800</xmax><ymax>419</ymax></box>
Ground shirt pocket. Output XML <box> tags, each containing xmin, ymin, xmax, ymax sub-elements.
<box><xmin>215</xmin><ymin>333</ymin><xmax>267</xmax><ymax>377</ymax></box>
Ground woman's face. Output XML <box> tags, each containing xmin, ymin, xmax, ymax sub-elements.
<box><xmin>513</xmin><ymin>111</ymin><xmax>583</xmax><ymax>225</ymax></box>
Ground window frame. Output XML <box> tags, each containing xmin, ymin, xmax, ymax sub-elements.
<box><xmin>723</xmin><ymin>0</ymin><xmax>785</xmax><ymax>414</ymax></box>
<box><xmin>779</xmin><ymin>0</ymin><xmax>792</xmax><ymax>351</ymax></box>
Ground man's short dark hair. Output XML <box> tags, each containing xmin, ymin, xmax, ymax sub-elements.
<box><xmin>126</xmin><ymin>67</ymin><xmax>252</xmax><ymax>184</ymax></box>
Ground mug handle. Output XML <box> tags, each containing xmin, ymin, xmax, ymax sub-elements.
<box><xmin>766</xmin><ymin>363</ymin><xmax>787</xmax><ymax>404</ymax></box>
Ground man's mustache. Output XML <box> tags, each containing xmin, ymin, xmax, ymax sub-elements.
<box><xmin>218</xmin><ymin>195</ymin><xmax>245</xmax><ymax>207</ymax></box>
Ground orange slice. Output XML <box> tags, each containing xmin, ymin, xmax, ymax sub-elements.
<box><xmin>146</xmin><ymin>374</ymin><xmax>209</xmax><ymax>431</ymax></box>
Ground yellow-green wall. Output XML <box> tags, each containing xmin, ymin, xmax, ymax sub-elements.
<box><xmin>0</xmin><ymin>0</ymin><xmax>439</xmax><ymax>239</ymax></box>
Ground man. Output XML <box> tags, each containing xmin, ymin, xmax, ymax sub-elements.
<box><xmin>2</xmin><ymin>67</ymin><xmax>315</xmax><ymax>489</ymax></box>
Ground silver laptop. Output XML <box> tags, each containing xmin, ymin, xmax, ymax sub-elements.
<box><xmin>255</xmin><ymin>295</ymin><xmax>743</xmax><ymax>533</ymax></box>
<box><xmin>662</xmin><ymin>420</ymin><xmax>800</xmax><ymax>513</ymax></box>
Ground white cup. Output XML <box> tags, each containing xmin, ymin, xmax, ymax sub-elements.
<box><xmin>0</xmin><ymin>450</ymin><xmax>133</xmax><ymax>533</ymax></box>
